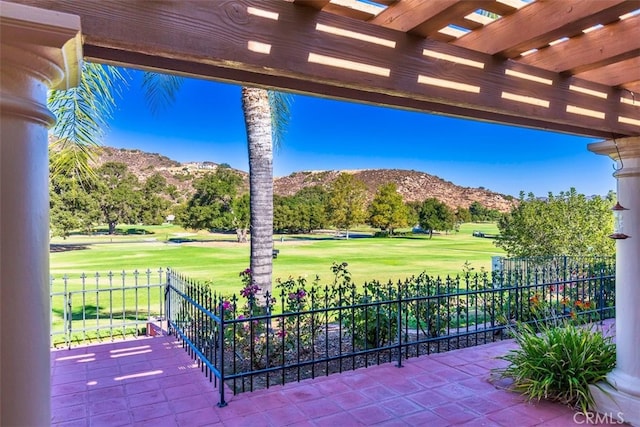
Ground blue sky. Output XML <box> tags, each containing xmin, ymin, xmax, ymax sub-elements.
<box><xmin>104</xmin><ymin>71</ymin><xmax>616</xmax><ymax>197</ymax></box>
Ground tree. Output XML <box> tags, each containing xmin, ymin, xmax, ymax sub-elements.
<box><xmin>242</xmin><ymin>87</ymin><xmax>291</xmax><ymax>296</ymax></box>
<box><xmin>139</xmin><ymin>173</ymin><xmax>171</xmax><ymax>225</ymax></box>
<box><xmin>368</xmin><ymin>183</ymin><xmax>408</xmax><ymax>235</ymax></box>
<box><xmin>455</xmin><ymin>207</ymin><xmax>472</xmax><ymax>224</ymax></box>
<box><xmin>95</xmin><ymin>162</ymin><xmax>142</xmax><ymax>234</ymax></box>
<box><xmin>327</xmin><ymin>173</ymin><xmax>367</xmax><ymax>239</ymax></box>
<box><xmin>469</xmin><ymin>201</ymin><xmax>501</xmax><ymax>222</ymax></box>
<box><xmin>48</xmin><ymin>63</ymin><xmax>131</xmax><ymax>182</ymax></box>
<box><xmin>405</xmin><ymin>201</ymin><xmax>422</xmax><ymax>229</ymax></box>
<box><xmin>48</xmin><ymin>64</ymin><xmax>290</xmax><ymax>296</ymax></box>
<box><xmin>177</xmin><ymin>168</ymin><xmax>243</xmax><ymax>232</ymax></box>
<box><xmin>419</xmin><ymin>198</ymin><xmax>455</xmax><ymax>238</ymax></box>
<box><xmin>232</xmin><ymin>194</ymin><xmax>250</xmax><ymax>243</ymax></box>
<box><xmin>49</xmin><ymin>173</ymin><xmax>100</xmax><ymax>238</ymax></box>
<box><xmin>295</xmin><ymin>186</ymin><xmax>329</xmax><ymax>232</ymax></box>
<box><xmin>495</xmin><ymin>189</ymin><xmax>615</xmax><ymax>257</ymax></box>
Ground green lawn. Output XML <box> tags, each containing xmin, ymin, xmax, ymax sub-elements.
<box><xmin>50</xmin><ymin>222</ymin><xmax>504</xmax><ymax>292</ymax></box>
<box><xmin>49</xmin><ymin>222</ymin><xmax>504</xmax><ymax>345</ymax></box>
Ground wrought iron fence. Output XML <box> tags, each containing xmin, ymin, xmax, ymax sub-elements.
<box><xmin>50</xmin><ymin>269</ymin><xmax>165</xmax><ymax>348</ymax></box>
<box><xmin>496</xmin><ymin>255</ymin><xmax>615</xmax><ymax>284</ymax></box>
<box><xmin>166</xmin><ymin>257</ymin><xmax>615</xmax><ymax>407</ymax></box>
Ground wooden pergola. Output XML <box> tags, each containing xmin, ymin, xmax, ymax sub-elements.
<box><xmin>1</xmin><ymin>1</ymin><xmax>639</xmax><ymax>425</ymax></box>
<box><xmin>17</xmin><ymin>0</ymin><xmax>640</xmax><ymax>138</ymax></box>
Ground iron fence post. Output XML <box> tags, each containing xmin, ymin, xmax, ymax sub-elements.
<box><xmin>66</xmin><ymin>293</ymin><xmax>72</xmax><ymax>349</ymax></box>
<box><xmin>166</xmin><ymin>269</ymin><xmax>172</xmax><ymax>336</ymax></box>
<box><xmin>396</xmin><ymin>284</ymin><xmax>402</xmax><ymax>368</ymax></box>
<box><xmin>217</xmin><ymin>299</ymin><xmax>227</xmax><ymax>407</ymax></box>
<box><xmin>598</xmin><ymin>265</ymin><xmax>605</xmax><ymax>324</ymax></box>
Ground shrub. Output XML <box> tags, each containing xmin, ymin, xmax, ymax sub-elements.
<box><xmin>495</xmin><ymin>321</ymin><xmax>616</xmax><ymax>413</ymax></box>
<box><xmin>343</xmin><ymin>281</ymin><xmax>399</xmax><ymax>349</ymax></box>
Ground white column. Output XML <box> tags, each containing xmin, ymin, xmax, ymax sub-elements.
<box><xmin>0</xmin><ymin>3</ymin><xmax>81</xmax><ymax>426</ymax></box>
<box><xmin>588</xmin><ymin>136</ymin><xmax>640</xmax><ymax>426</ymax></box>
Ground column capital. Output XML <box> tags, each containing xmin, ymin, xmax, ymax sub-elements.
<box><xmin>1</xmin><ymin>1</ymin><xmax>82</xmax><ymax>90</ymax></box>
<box><xmin>588</xmin><ymin>136</ymin><xmax>640</xmax><ymax>160</ymax></box>
<box><xmin>588</xmin><ymin>137</ymin><xmax>640</xmax><ymax>179</ymax></box>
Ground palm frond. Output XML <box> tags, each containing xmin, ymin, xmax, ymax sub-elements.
<box><xmin>48</xmin><ymin>62</ymin><xmax>129</xmax><ymax>181</ymax></box>
<box><xmin>268</xmin><ymin>91</ymin><xmax>292</xmax><ymax>150</ymax></box>
<box><xmin>141</xmin><ymin>72</ymin><xmax>184</xmax><ymax>115</ymax></box>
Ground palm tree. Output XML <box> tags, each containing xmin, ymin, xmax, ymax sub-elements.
<box><xmin>241</xmin><ymin>87</ymin><xmax>290</xmax><ymax>297</ymax></box>
<box><xmin>49</xmin><ymin>63</ymin><xmax>289</xmax><ymax>296</ymax></box>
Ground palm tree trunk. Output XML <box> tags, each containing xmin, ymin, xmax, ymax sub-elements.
<box><xmin>241</xmin><ymin>87</ymin><xmax>273</xmax><ymax>298</ymax></box>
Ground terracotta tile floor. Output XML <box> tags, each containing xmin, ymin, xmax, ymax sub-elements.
<box><xmin>51</xmin><ymin>319</ymin><xmax>618</xmax><ymax>426</ymax></box>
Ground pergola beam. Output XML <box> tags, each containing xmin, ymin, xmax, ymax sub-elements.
<box><xmin>12</xmin><ymin>0</ymin><xmax>640</xmax><ymax>138</ymax></box>
<box><xmin>453</xmin><ymin>0</ymin><xmax>637</xmax><ymax>58</ymax></box>
<box><xmin>369</xmin><ymin>0</ymin><xmax>485</xmax><ymax>36</ymax></box>
<box><xmin>576</xmin><ymin>57</ymin><xmax>640</xmax><ymax>88</ymax></box>
<box><xmin>519</xmin><ymin>15</ymin><xmax>640</xmax><ymax>75</ymax></box>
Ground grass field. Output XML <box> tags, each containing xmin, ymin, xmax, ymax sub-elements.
<box><xmin>49</xmin><ymin>222</ymin><xmax>503</xmax><ymax>345</ymax></box>
<box><xmin>50</xmin><ymin>222</ymin><xmax>503</xmax><ymax>292</ymax></box>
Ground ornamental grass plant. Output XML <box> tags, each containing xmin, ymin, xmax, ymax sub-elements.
<box><xmin>495</xmin><ymin>319</ymin><xmax>616</xmax><ymax>413</ymax></box>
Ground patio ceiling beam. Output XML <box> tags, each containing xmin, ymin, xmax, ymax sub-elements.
<box><xmin>453</xmin><ymin>0</ymin><xmax>638</xmax><ymax>58</ymax></box>
<box><xmin>575</xmin><ymin>58</ymin><xmax>640</xmax><ymax>89</ymax></box>
<box><xmin>85</xmin><ymin>44</ymin><xmax>619</xmax><ymax>139</ymax></box>
<box><xmin>12</xmin><ymin>0</ymin><xmax>639</xmax><ymax>138</ymax></box>
<box><xmin>518</xmin><ymin>15</ymin><xmax>640</xmax><ymax>75</ymax></box>
<box><xmin>368</xmin><ymin>0</ymin><xmax>485</xmax><ymax>37</ymax></box>
<box><xmin>293</xmin><ymin>0</ymin><xmax>331</xmax><ymax>10</ymax></box>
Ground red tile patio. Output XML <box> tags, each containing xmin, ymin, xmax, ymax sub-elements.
<box><xmin>51</xmin><ymin>320</ymin><xmax>620</xmax><ymax>426</ymax></box>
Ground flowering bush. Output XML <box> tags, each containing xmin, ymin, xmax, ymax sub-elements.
<box><xmin>274</xmin><ymin>274</ymin><xmax>324</xmax><ymax>355</ymax></box>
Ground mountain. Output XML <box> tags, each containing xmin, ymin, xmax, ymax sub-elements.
<box><xmin>274</xmin><ymin>169</ymin><xmax>515</xmax><ymax>212</ymax></box>
<box><xmin>92</xmin><ymin>146</ymin><xmax>515</xmax><ymax>211</ymax></box>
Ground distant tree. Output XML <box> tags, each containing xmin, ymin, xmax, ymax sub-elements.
<box><xmin>50</xmin><ymin>174</ymin><xmax>100</xmax><ymax>238</ymax></box>
<box><xmin>165</xmin><ymin>184</ymin><xmax>180</xmax><ymax>202</ymax></box>
<box><xmin>139</xmin><ymin>173</ymin><xmax>170</xmax><ymax>225</ymax></box>
<box><xmin>177</xmin><ymin>168</ymin><xmax>243</xmax><ymax>232</ymax></box>
<box><xmin>327</xmin><ymin>173</ymin><xmax>367</xmax><ymax>239</ymax></box>
<box><xmin>294</xmin><ymin>185</ymin><xmax>329</xmax><ymax>232</ymax></box>
<box><xmin>95</xmin><ymin>162</ymin><xmax>141</xmax><ymax>234</ymax></box>
<box><xmin>405</xmin><ymin>201</ymin><xmax>422</xmax><ymax>229</ymax></box>
<box><xmin>368</xmin><ymin>183</ymin><xmax>408</xmax><ymax>235</ymax></box>
<box><xmin>455</xmin><ymin>207</ymin><xmax>472</xmax><ymax>224</ymax></box>
<box><xmin>469</xmin><ymin>201</ymin><xmax>501</xmax><ymax>222</ymax></box>
<box><xmin>496</xmin><ymin>189</ymin><xmax>615</xmax><ymax>257</ymax></box>
<box><xmin>419</xmin><ymin>198</ymin><xmax>455</xmax><ymax>238</ymax></box>
<box><xmin>232</xmin><ymin>193</ymin><xmax>250</xmax><ymax>243</ymax></box>
<box><xmin>273</xmin><ymin>195</ymin><xmax>300</xmax><ymax>233</ymax></box>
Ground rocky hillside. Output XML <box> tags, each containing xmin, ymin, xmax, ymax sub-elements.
<box><xmin>91</xmin><ymin>146</ymin><xmax>514</xmax><ymax>211</ymax></box>
<box><xmin>274</xmin><ymin>169</ymin><xmax>514</xmax><ymax>212</ymax></box>
<box><xmin>92</xmin><ymin>147</ymin><xmax>248</xmax><ymax>195</ymax></box>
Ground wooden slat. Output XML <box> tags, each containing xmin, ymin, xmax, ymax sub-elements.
<box><xmin>292</xmin><ymin>0</ymin><xmax>331</xmax><ymax>11</ymax></box>
<box><xmin>482</xmin><ymin>0</ymin><xmax>525</xmax><ymax>17</ymax></box>
<box><xmin>323</xmin><ymin>0</ymin><xmax>383</xmax><ymax>21</ymax></box>
<box><xmin>623</xmin><ymin>81</ymin><xmax>640</xmax><ymax>94</ymax></box>
<box><xmin>370</xmin><ymin>0</ymin><xmax>397</xmax><ymax>6</ymax></box>
<box><xmin>575</xmin><ymin>58</ymin><xmax>640</xmax><ymax>88</ymax></box>
<box><xmin>370</xmin><ymin>0</ymin><xmax>485</xmax><ymax>37</ymax></box>
<box><xmin>518</xmin><ymin>15</ymin><xmax>640</xmax><ymax>74</ymax></box>
<box><xmin>11</xmin><ymin>0</ymin><xmax>639</xmax><ymax>137</ymax></box>
<box><xmin>453</xmin><ymin>0</ymin><xmax>638</xmax><ymax>58</ymax></box>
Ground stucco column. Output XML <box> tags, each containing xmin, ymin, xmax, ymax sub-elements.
<box><xmin>588</xmin><ymin>136</ymin><xmax>640</xmax><ymax>426</ymax></box>
<box><xmin>0</xmin><ymin>2</ymin><xmax>81</xmax><ymax>426</ymax></box>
